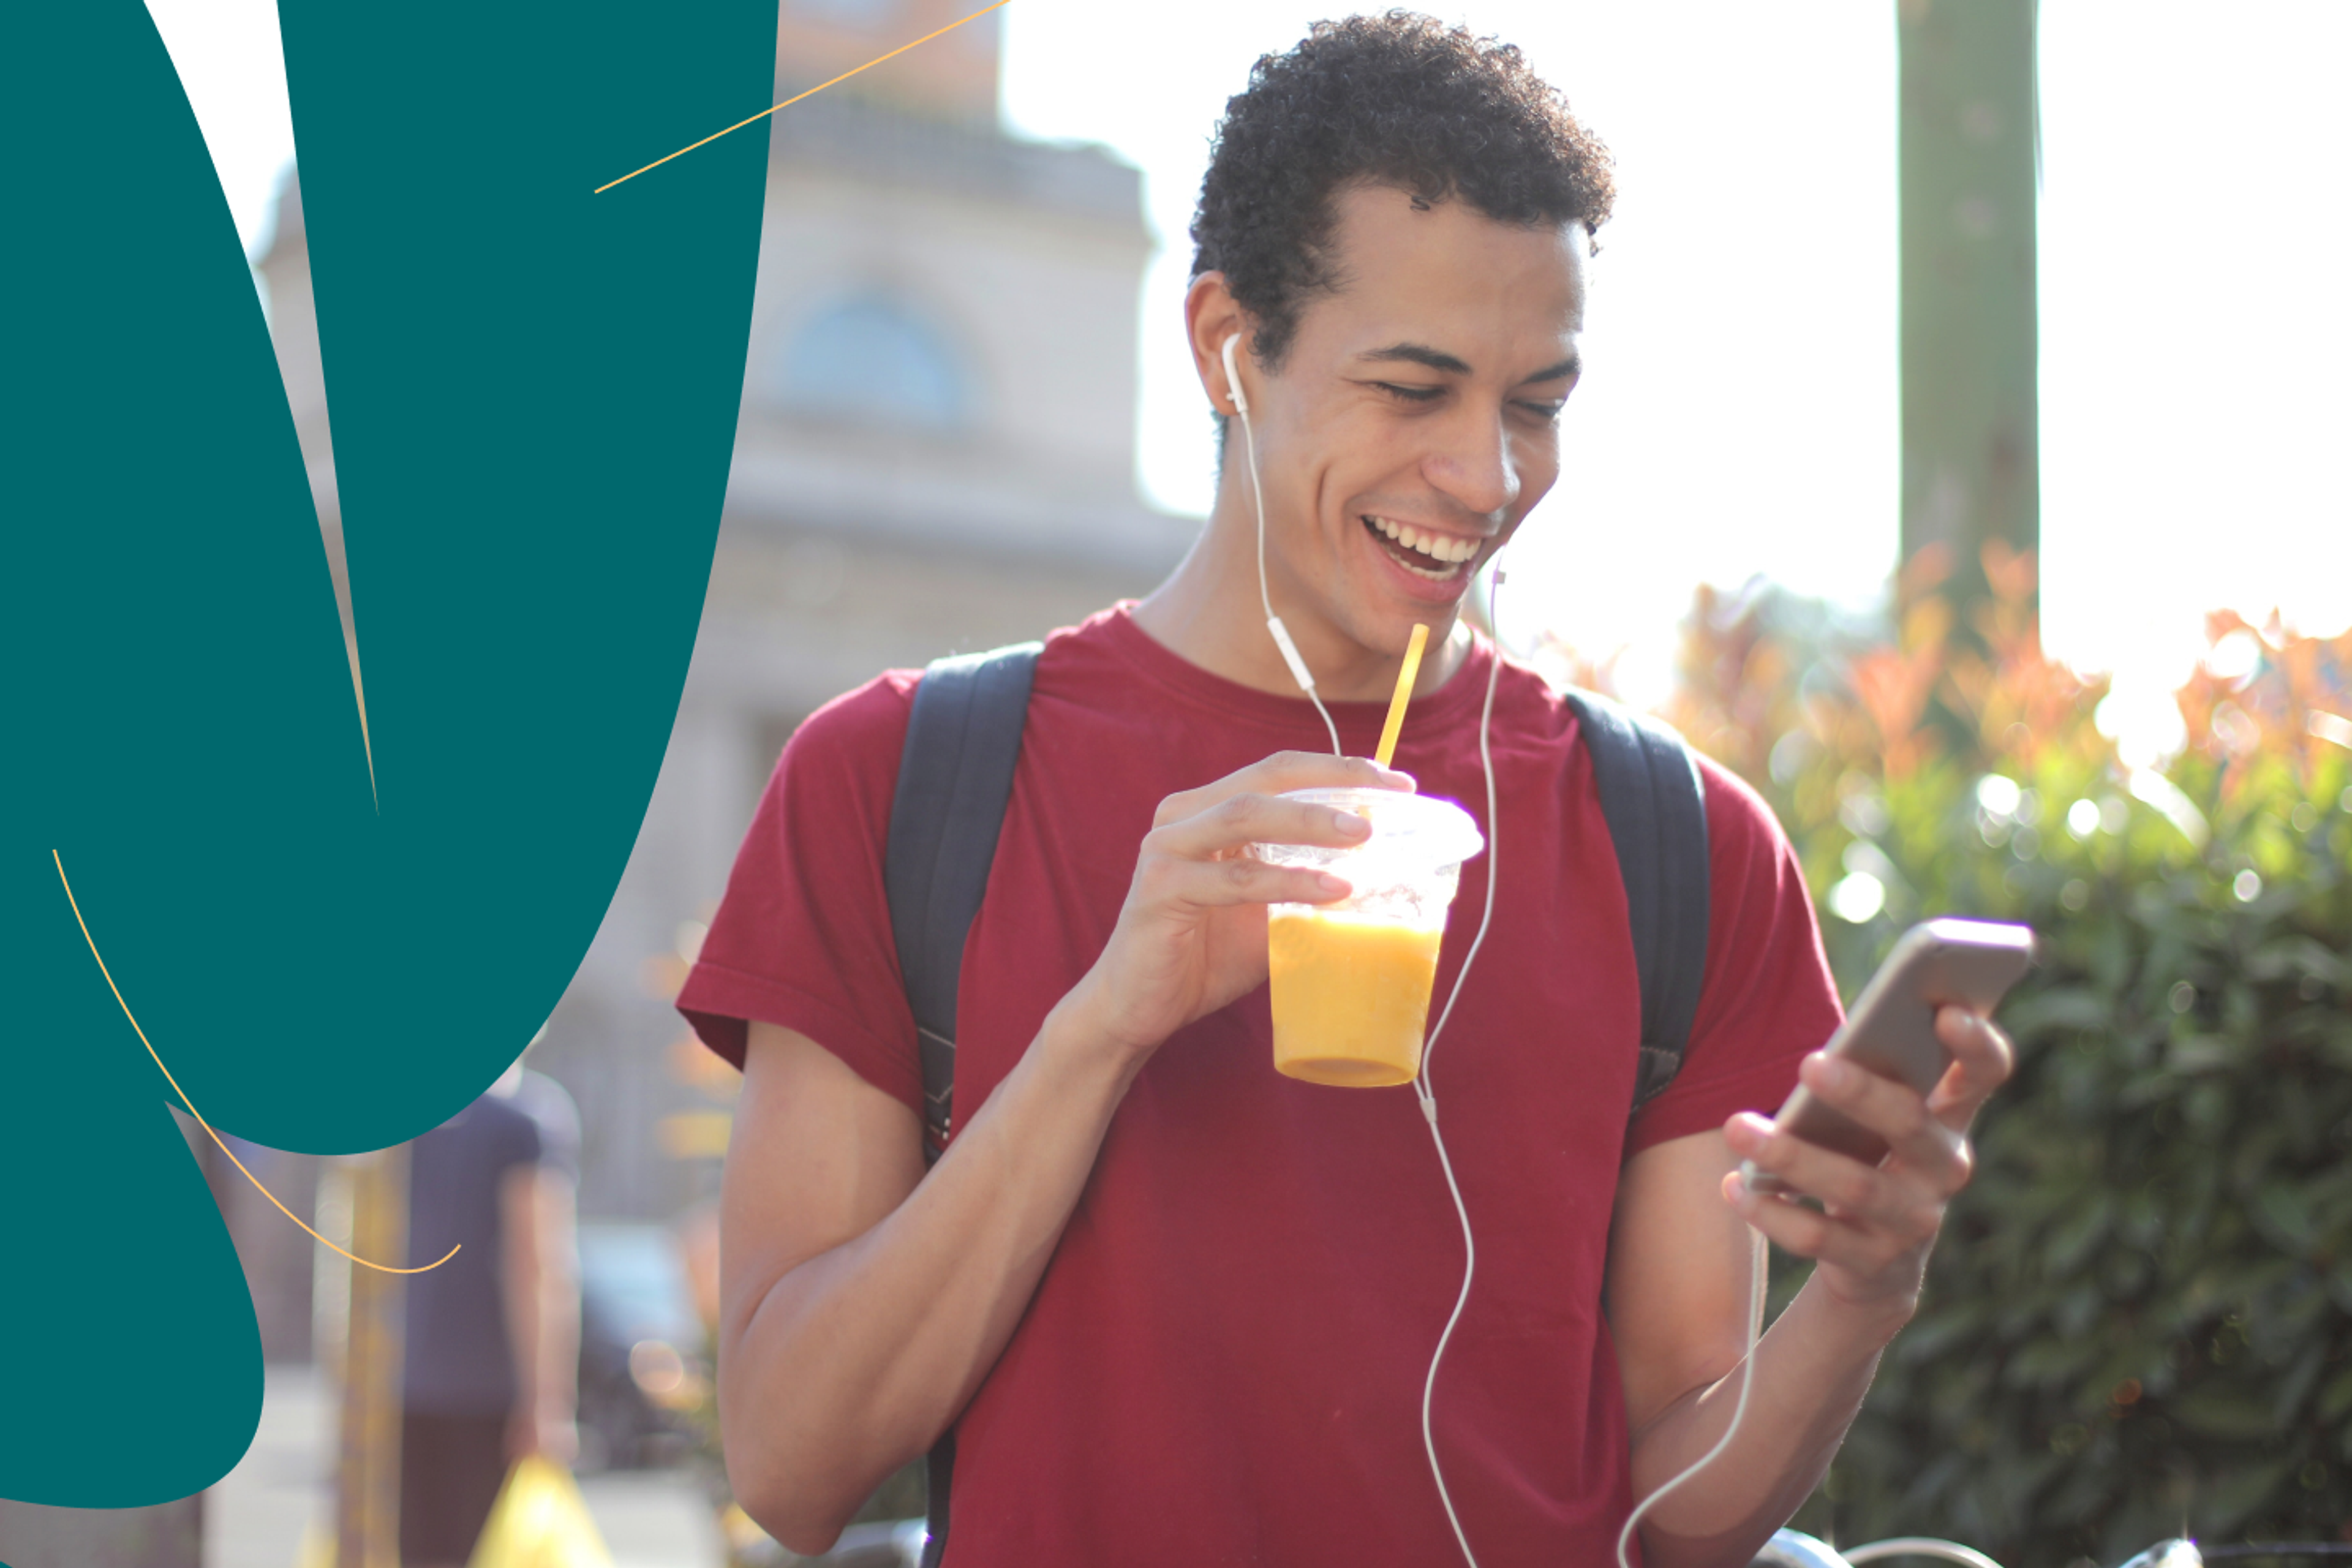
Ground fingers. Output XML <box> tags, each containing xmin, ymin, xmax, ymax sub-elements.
<box><xmin>1134</xmin><ymin>846</ymin><xmax>1350</xmax><ymax>912</ymax></box>
<box><xmin>1152</xmin><ymin>752</ymin><xmax>1413</xmax><ymax>828</ymax></box>
<box><xmin>1149</xmin><ymin>790</ymin><xmax>1376</xmax><ymax>862</ymax></box>
<box><xmin>1243</xmin><ymin>749</ymin><xmax>1415</xmax><ymax>796</ymax></box>
<box><xmin>1717</xmin><ymin>1011</ymin><xmax>2011</xmax><ymax>1312</ymax></box>
<box><xmin>1926</xmin><ymin>1006</ymin><xmax>2015</xmax><ymax>1126</ymax></box>
<box><xmin>1726</xmin><ymin>1107</ymin><xmax>1950</xmax><ymax>1226</ymax></box>
<box><xmin>1791</xmin><ymin>1052</ymin><xmax>1970</xmax><ymax>1193</ymax></box>
<box><xmin>1717</xmin><ymin>1165</ymin><xmax>1928</xmax><ymax>1314</ymax></box>
<box><xmin>1721</xmin><ymin>1167</ymin><xmax>1842</xmax><ymax>1261</ymax></box>
<box><xmin>1721</xmin><ymin>1116</ymin><xmax>1942</xmax><ymax>1289</ymax></box>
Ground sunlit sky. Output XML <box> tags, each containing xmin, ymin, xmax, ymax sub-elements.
<box><xmin>151</xmin><ymin>0</ymin><xmax>2350</xmax><ymax>758</ymax></box>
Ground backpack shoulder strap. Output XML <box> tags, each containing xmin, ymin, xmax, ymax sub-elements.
<box><xmin>1562</xmin><ymin>688</ymin><xmax>1713</xmax><ymax>1118</ymax></box>
<box><xmin>884</xmin><ymin>641</ymin><xmax>1042</xmax><ymax>1165</ymax></box>
<box><xmin>884</xmin><ymin>642</ymin><xmax>1039</xmax><ymax>1568</ymax></box>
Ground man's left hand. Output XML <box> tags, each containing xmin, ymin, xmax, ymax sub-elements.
<box><xmin>1720</xmin><ymin>1005</ymin><xmax>2015</xmax><ymax>1321</ymax></box>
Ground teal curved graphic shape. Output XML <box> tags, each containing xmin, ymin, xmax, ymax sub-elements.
<box><xmin>4</xmin><ymin>0</ymin><xmax>774</xmax><ymax>1504</ymax></box>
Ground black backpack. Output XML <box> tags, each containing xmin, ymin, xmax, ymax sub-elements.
<box><xmin>883</xmin><ymin>641</ymin><xmax>1712</xmax><ymax>1568</ymax></box>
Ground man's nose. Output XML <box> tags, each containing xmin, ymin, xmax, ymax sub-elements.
<box><xmin>1421</xmin><ymin>405</ymin><xmax>1520</xmax><ymax>519</ymax></box>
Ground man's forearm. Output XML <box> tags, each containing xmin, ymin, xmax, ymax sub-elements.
<box><xmin>1630</xmin><ymin>1271</ymin><xmax>1907</xmax><ymax>1568</ymax></box>
<box><xmin>538</xmin><ymin>1174</ymin><xmax>579</xmax><ymax>1429</ymax></box>
<box><xmin>725</xmin><ymin>997</ymin><xmax>1141</xmax><ymax>1548</ymax></box>
<box><xmin>500</xmin><ymin>1165</ymin><xmax>543</xmax><ymax>1432</ymax></box>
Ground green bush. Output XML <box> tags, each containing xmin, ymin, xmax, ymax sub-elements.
<box><xmin>1657</xmin><ymin>557</ymin><xmax>2352</xmax><ymax>1564</ymax></box>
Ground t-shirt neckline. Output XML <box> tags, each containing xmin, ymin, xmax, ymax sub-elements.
<box><xmin>1085</xmin><ymin>600</ymin><xmax>1501</xmax><ymax>744</ymax></box>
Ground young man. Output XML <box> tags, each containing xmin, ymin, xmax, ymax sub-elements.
<box><xmin>677</xmin><ymin>17</ymin><xmax>2011</xmax><ymax>1567</ymax></box>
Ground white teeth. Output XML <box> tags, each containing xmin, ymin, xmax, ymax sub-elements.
<box><xmin>1365</xmin><ymin>516</ymin><xmax>1480</xmax><ymax>570</ymax></box>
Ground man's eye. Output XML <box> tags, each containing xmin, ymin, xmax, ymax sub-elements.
<box><xmin>1374</xmin><ymin>382</ymin><xmax>1445</xmax><ymax>403</ymax></box>
<box><xmin>1517</xmin><ymin>400</ymin><xmax>1567</xmax><ymax>421</ymax></box>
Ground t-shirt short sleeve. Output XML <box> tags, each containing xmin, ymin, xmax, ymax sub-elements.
<box><xmin>511</xmin><ymin>1101</ymin><xmax>543</xmax><ymax>1170</ymax></box>
<box><xmin>1625</xmin><ymin>754</ymin><xmax>1844</xmax><ymax>1154</ymax></box>
<box><xmin>451</xmin><ymin>1100</ymin><xmax>538</xmax><ymax>1185</ymax></box>
<box><xmin>674</xmin><ymin>671</ymin><xmax>925</xmax><ymax>1115</ymax></box>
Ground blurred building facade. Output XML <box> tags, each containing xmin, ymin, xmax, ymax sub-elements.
<box><xmin>252</xmin><ymin>0</ymin><xmax>1186</xmax><ymax>1237</ymax></box>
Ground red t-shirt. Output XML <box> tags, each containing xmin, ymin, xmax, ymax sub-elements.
<box><xmin>679</xmin><ymin>603</ymin><xmax>1841</xmax><ymax>1567</ymax></box>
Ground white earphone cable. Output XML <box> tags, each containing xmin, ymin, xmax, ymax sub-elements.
<box><xmin>1226</xmin><ymin>337</ymin><xmax>1767</xmax><ymax>1565</ymax></box>
<box><xmin>1615</xmin><ymin>1225</ymin><xmax>1769</xmax><ymax>1568</ymax></box>
<box><xmin>1407</xmin><ymin>556</ymin><xmax>1508</xmax><ymax>1568</ymax></box>
<box><xmin>1412</xmin><ymin>564</ymin><xmax>1772</xmax><ymax>1568</ymax></box>
<box><xmin>1229</xmin><ymin>333</ymin><xmax>1344</xmax><ymax>757</ymax></box>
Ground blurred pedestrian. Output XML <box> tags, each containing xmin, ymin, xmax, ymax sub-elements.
<box><xmin>399</xmin><ymin>1060</ymin><xmax>581</xmax><ymax>1568</ymax></box>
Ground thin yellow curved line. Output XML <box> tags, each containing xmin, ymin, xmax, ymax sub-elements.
<box><xmin>51</xmin><ymin>849</ymin><xmax>458</xmax><ymax>1276</ymax></box>
<box><xmin>594</xmin><ymin>0</ymin><xmax>1016</xmax><ymax>194</ymax></box>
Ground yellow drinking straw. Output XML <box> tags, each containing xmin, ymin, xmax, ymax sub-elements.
<box><xmin>1373</xmin><ymin>622</ymin><xmax>1431</xmax><ymax>768</ymax></box>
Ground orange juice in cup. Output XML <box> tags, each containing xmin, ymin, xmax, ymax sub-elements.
<box><xmin>1267</xmin><ymin>908</ymin><xmax>1445</xmax><ymax>1084</ymax></box>
<box><xmin>1254</xmin><ymin>788</ymin><xmax>1485</xmax><ymax>1087</ymax></box>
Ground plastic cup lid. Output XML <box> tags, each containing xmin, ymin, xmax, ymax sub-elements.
<box><xmin>1273</xmin><ymin>786</ymin><xmax>1486</xmax><ymax>867</ymax></box>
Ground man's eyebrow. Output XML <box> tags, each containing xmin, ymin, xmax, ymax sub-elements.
<box><xmin>1355</xmin><ymin>343</ymin><xmax>1581</xmax><ymax>384</ymax></box>
<box><xmin>1358</xmin><ymin>342</ymin><xmax>1472</xmax><ymax>375</ymax></box>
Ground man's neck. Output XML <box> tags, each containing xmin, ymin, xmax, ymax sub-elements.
<box><xmin>1131</xmin><ymin>494</ymin><xmax>1472</xmax><ymax>705</ymax></box>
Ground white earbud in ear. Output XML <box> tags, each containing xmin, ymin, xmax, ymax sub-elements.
<box><xmin>1222</xmin><ymin>325</ymin><xmax>1335</xmax><ymax>746</ymax></box>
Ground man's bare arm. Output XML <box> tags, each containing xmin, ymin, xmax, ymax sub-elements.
<box><xmin>1607</xmin><ymin>1131</ymin><xmax>1894</xmax><ymax>1567</ymax></box>
<box><xmin>498</xmin><ymin>1162</ymin><xmax>581</xmax><ymax>1464</ymax></box>
<box><xmin>717</xmin><ymin>750</ymin><xmax>1411</xmax><ymax>1555</ymax></box>
<box><xmin>718</xmin><ymin>1010</ymin><xmax>1139</xmax><ymax>1553</ymax></box>
<box><xmin>1610</xmin><ymin>1007</ymin><xmax>2015</xmax><ymax>1568</ymax></box>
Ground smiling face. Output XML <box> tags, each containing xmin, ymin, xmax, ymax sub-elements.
<box><xmin>1221</xmin><ymin>183</ymin><xmax>1588</xmax><ymax>674</ymax></box>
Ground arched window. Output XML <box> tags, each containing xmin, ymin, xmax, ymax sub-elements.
<box><xmin>769</xmin><ymin>295</ymin><xmax>970</xmax><ymax>431</ymax></box>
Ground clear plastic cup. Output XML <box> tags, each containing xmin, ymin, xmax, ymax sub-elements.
<box><xmin>1252</xmin><ymin>787</ymin><xmax>1487</xmax><ymax>1087</ymax></box>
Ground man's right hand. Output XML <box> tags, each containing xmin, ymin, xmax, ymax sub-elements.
<box><xmin>1063</xmin><ymin>750</ymin><xmax>1414</xmax><ymax>1061</ymax></box>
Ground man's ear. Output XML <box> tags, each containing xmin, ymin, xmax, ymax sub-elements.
<box><xmin>1184</xmin><ymin>271</ymin><xmax>1252</xmax><ymax>418</ymax></box>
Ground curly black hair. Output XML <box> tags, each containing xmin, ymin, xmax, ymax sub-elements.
<box><xmin>1191</xmin><ymin>12</ymin><xmax>1615</xmax><ymax>374</ymax></box>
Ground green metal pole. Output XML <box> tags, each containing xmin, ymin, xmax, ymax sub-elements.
<box><xmin>1899</xmin><ymin>0</ymin><xmax>2040</xmax><ymax>614</ymax></box>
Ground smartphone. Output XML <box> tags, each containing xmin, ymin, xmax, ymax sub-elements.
<box><xmin>1740</xmin><ymin>918</ymin><xmax>2037</xmax><ymax>1196</ymax></box>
